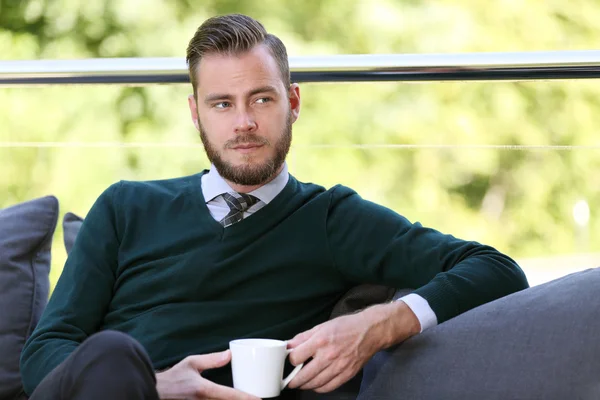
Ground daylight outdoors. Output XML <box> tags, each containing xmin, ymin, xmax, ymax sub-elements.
<box><xmin>1</xmin><ymin>0</ymin><xmax>599</xmax><ymax>291</ymax></box>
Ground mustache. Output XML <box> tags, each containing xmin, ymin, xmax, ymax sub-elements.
<box><xmin>225</xmin><ymin>134</ymin><xmax>270</xmax><ymax>149</ymax></box>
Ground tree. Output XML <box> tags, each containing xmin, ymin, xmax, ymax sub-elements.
<box><xmin>1</xmin><ymin>0</ymin><xmax>599</xmax><ymax>289</ymax></box>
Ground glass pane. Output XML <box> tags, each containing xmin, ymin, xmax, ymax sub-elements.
<box><xmin>2</xmin><ymin>80</ymin><xmax>599</xmax><ymax>290</ymax></box>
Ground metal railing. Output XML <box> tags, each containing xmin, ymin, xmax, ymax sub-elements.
<box><xmin>2</xmin><ymin>49</ymin><xmax>600</xmax><ymax>151</ymax></box>
<box><xmin>4</xmin><ymin>50</ymin><xmax>599</xmax><ymax>282</ymax></box>
<box><xmin>1</xmin><ymin>50</ymin><xmax>600</xmax><ymax>86</ymax></box>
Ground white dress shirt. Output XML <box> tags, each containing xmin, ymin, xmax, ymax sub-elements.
<box><xmin>201</xmin><ymin>163</ymin><xmax>437</xmax><ymax>332</ymax></box>
<box><xmin>202</xmin><ymin>163</ymin><xmax>290</xmax><ymax>221</ymax></box>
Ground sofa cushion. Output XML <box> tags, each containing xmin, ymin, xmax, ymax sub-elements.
<box><xmin>0</xmin><ymin>196</ymin><xmax>59</xmax><ymax>400</ymax></box>
<box><xmin>62</xmin><ymin>212</ymin><xmax>83</xmax><ymax>255</ymax></box>
<box><xmin>329</xmin><ymin>284</ymin><xmax>397</xmax><ymax>319</ymax></box>
<box><xmin>358</xmin><ymin>267</ymin><xmax>600</xmax><ymax>400</ymax></box>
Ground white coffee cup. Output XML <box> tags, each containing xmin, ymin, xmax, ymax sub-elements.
<box><xmin>229</xmin><ymin>338</ymin><xmax>303</xmax><ymax>398</ymax></box>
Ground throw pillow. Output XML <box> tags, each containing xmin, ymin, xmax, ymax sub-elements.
<box><xmin>0</xmin><ymin>196</ymin><xmax>59</xmax><ymax>400</ymax></box>
<box><xmin>62</xmin><ymin>212</ymin><xmax>83</xmax><ymax>255</ymax></box>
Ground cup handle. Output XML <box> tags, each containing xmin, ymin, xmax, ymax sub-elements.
<box><xmin>282</xmin><ymin>348</ymin><xmax>303</xmax><ymax>390</ymax></box>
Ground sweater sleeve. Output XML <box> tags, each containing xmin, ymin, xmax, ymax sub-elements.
<box><xmin>325</xmin><ymin>185</ymin><xmax>529</xmax><ymax>324</ymax></box>
<box><xmin>20</xmin><ymin>182</ymin><xmax>122</xmax><ymax>395</ymax></box>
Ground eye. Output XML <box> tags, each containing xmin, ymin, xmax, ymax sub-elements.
<box><xmin>255</xmin><ymin>97</ymin><xmax>272</xmax><ymax>104</ymax></box>
<box><xmin>213</xmin><ymin>101</ymin><xmax>231</xmax><ymax>109</ymax></box>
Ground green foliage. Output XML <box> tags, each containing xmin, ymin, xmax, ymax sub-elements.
<box><xmin>1</xmin><ymin>0</ymin><xmax>599</xmax><ymax>290</ymax></box>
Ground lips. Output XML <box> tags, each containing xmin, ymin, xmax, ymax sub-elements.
<box><xmin>232</xmin><ymin>143</ymin><xmax>263</xmax><ymax>150</ymax></box>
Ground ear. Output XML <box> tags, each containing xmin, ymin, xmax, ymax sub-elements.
<box><xmin>188</xmin><ymin>94</ymin><xmax>200</xmax><ymax>131</ymax></box>
<box><xmin>288</xmin><ymin>83</ymin><xmax>301</xmax><ymax>123</ymax></box>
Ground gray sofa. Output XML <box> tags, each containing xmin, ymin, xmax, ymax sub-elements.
<box><xmin>1</xmin><ymin>196</ymin><xmax>599</xmax><ymax>400</ymax></box>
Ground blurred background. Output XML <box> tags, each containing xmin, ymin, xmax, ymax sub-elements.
<box><xmin>1</xmin><ymin>0</ymin><xmax>599</xmax><ymax>291</ymax></box>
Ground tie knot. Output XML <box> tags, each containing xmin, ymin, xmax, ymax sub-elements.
<box><xmin>221</xmin><ymin>192</ymin><xmax>259</xmax><ymax>213</ymax></box>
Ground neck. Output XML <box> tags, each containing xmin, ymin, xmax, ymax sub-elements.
<box><xmin>225</xmin><ymin>164</ymin><xmax>285</xmax><ymax>194</ymax></box>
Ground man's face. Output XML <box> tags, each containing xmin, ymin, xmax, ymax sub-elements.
<box><xmin>188</xmin><ymin>45</ymin><xmax>300</xmax><ymax>186</ymax></box>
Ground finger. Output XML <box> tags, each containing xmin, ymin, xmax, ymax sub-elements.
<box><xmin>287</xmin><ymin>352</ymin><xmax>328</xmax><ymax>389</ymax></box>
<box><xmin>299</xmin><ymin>363</ymin><xmax>339</xmax><ymax>390</ymax></box>
<box><xmin>288</xmin><ymin>334</ymin><xmax>322</xmax><ymax>366</ymax></box>
<box><xmin>287</xmin><ymin>326</ymin><xmax>318</xmax><ymax>348</ymax></box>
<box><xmin>186</xmin><ymin>350</ymin><xmax>231</xmax><ymax>371</ymax></box>
<box><xmin>199</xmin><ymin>379</ymin><xmax>261</xmax><ymax>400</ymax></box>
<box><xmin>313</xmin><ymin>369</ymin><xmax>356</xmax><ymax>394</ymax></box>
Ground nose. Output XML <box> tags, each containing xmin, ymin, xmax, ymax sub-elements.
<box><xmin>234</xmin><ymin>108</ymin><xmax>257</xmax><ymax>134</ymax></box>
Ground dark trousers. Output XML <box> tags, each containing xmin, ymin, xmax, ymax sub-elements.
<box><xmin>29</xmin><ymin>330</ymin><xmax>159</xmax><ymax>400</ymax></box>
<box><xmin>27</xmin><ymin>330</ymin><xmax>359</xmax><ymax>400</ymax></box>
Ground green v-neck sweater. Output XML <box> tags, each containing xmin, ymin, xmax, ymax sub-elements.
<box><xmin>21</xmin><ymin>172</ymin><xmax>528</xmax><ymax>394</ymax></box>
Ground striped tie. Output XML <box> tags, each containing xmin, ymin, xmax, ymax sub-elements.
<box><xmin>219</xmin><ymin>192</ymin><xmax>260</xmax><ymax>228</ymax></box>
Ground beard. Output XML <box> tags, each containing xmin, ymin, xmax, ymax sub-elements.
<box><xmin>199</xmin><ymin>110</ymin><xmax>292</xmax><ymax>186</ymax></box>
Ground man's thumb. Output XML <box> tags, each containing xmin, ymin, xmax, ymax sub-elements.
<box><xmin>187</xmin><ymin>350</ymin><xmax>231</xmax><ymax>371</ymax></box>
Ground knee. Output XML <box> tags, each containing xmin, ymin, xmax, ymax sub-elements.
<box><xmin>80</xmin><ymin>330</ymin><xmax>148</xmax><ymax>365</ymax></box>
<box><xmin>63</xmin><ymin>330</ymin><xmax>156</xmax><ymax>395</ymax></box>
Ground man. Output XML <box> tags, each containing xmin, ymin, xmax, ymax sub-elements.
<box><xmin>20</xmin><ymin>14</ymin><xmax>528</xmax><ymax>400</ymax></box>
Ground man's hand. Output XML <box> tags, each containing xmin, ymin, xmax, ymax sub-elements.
<box><xmin>286</xmin><ymin>300</ymin><xmax>421</xmax><ymax>393</ymax></box>
<box><xmin>155</xmin><ymin>350</ymin><xmax>260</xmax><ymax>400</ymax></box>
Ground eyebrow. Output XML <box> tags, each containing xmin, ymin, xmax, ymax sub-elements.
<box><xmin>204</xmin><ymin>85</ymin><xmax>279</xmax><ymax>104</ymax></box>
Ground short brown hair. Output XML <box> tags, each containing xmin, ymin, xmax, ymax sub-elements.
<box><xmin>186</xmin><ymin>14</ymin><xmax>290</xmax><ymax>95</ymax></box>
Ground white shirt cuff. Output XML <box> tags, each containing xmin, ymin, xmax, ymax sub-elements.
<box><xmin>397</xmin><ymin>293</ymin><xmax>438</xmax><ymax>333</ymax></box>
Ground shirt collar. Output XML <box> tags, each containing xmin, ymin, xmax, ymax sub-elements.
<box><xmin>202</xmin><ymin>163</ymin><xmax>289</xmax><ymax>205</ymax></box>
